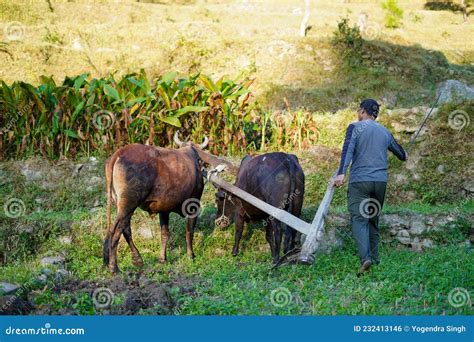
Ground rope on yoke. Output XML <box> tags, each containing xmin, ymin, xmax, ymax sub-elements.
<box><xmin>206</xmin><ymin>164</ymin><xmax>227</xmax><ymax>184</ymax></box>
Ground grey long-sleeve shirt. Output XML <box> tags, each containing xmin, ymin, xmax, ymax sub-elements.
<box><xmin>337</xmin><ymin>119</ymin><xmax>407</xmax><ymax>183</ymax></box>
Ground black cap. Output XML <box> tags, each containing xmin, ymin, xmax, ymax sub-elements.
<box><xmin>360</xmin><ymin>99</ymin><xmax>380</xmax><ymax>118</ymax></box>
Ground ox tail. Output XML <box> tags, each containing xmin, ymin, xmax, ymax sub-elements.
<box><xmin>103</xmin><ymin>158</ymin><xmax>115</xmax><ymax>266</ymax></box>
<box><xmin>287</xmin><ymin>158</ymin><xmax>297</xmax><ymax>216</ymax></box>
<box><xmin>283</xmin><ymin>158</ymin><xmax>298</xmax><ymax>253</ymax></box>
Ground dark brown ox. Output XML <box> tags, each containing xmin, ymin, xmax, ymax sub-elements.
<box><xmin>214</xmin><ymin>152</ymin><xmax>305</xmax><ymax>264</ymax></box>
<box><xmin>103</xmin><ymin>133</ymin><xmax>208</xmax><ymax>274</ymax></box>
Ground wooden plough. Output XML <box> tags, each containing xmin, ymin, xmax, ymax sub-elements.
<box><xmin>196</xmin><ymin>149</ymin><xmax>336</xmax><ymax>266</ymax></box>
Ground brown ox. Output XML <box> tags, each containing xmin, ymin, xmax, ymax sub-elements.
<box><xmin>103</xmin><ymin>133</ymin><xmax>208</xmax><ymax>274</ymax></box>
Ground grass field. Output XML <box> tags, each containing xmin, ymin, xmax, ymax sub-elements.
<box><xmin>1</xmin><ymin>0</ymin><xmax>474</xmax><ymax>110</ymax></box>
<box><xmin>0</xmin><ymin>148</ymin><xmax>472</xmax><ymax>315</ymax></box>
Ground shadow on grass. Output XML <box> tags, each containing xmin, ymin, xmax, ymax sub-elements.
<box><xmin>263</xmin><ymin>38</ymin><xmax>474</xmax><ymax>111</ymax></box>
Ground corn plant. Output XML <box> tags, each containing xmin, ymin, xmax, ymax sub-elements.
<box><xmin>0</xmin><ymin>71</ymin><xmax>260</xmax><ymax>159</ymax></box>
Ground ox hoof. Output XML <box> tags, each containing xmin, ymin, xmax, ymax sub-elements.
<box><xmin>159</xmin><ymin>257</ymin><xmax>167</xmax><ymax>264</ymax></box>
<box><xmin>187</xmin><ymin>253</ymin><xmax>196</xmax><ymax>260</ymax></box>
<box><xmin>232</xmin><ymin>251</ymin><xmax>239</xmax><ymax>257</ymax></box>
<box><xmin>132</xmin><ymin>258</ymin><xmax>144</xmax><ymax>267</ymax></box>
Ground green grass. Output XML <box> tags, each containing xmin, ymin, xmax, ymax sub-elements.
<box><xmin>179</xmin><ymin>244</ymin><xmax>473</xmax><ymax>315</ymax></box>
<box><xmin>1</xmin><ymin>196</ymin><xmax>472</xmax><ymax>315</ymax></box>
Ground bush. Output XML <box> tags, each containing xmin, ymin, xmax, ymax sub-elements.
<box><xmin>382</xmin><ymin>0</ymin><xmax>404</xmax><ymax>28</ymax></box>
<box><xmin>331</xmin><ymin>18</ymin><xmax>363</xmax><ymax>51</ymax></box>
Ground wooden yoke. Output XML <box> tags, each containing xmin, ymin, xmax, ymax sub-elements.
<box><xmin>195</xmin><ymin>145</ymin><xmax>337</xmax><ymax>266</ymax></box>
<box><xmin>193</xmin><ymin>147</ymin><xmax>240</xmax><ymax>176</ymax></box>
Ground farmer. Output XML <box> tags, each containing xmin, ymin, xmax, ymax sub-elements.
<box><xmin>334</xmin><ymin>99</ymin><xmax>407</xmax><ymax>276</ymax></box>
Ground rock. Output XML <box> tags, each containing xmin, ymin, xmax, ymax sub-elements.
<box><xmin>422</xmin><ymin>239</ymin><xmax>434</xmax><ymax>249</ymax></box>
<box><xmin>40</xmin><ymin>256</ymin><xmax>65</xmax><ymax>267</ymax></box>
<box><xmin>410</xmin><ymin>216</ymin><xmax>428</xmax><ymax>235</ymax></box>
<box><xmin>389</xmin><ymin>108</ymin><xmax>425</xmax><ymax>133</ymax></box>
<box><xmin>396</xmin><ymin>229</ymin><xmax>411</xmax><ymax>245</ymax></box>
<box><xmin>73</xmin><ymin>164</ymin><xmax>84</xmax><ymax>177</ymax></box>
<box><xmin>411</xmin><ymin>237</ymin><xmax>423</xmax><ymax>252</ymax></box>
<box><xmin>0</xmin><ymin>282</ymin><xmax>19</xmax><ymax>295</ymax></box>
<box><xmin>436</xmin><ymin>80</ymin><xmax>474</xmax><ymax>104</ymax></box>
<box><xmin>20</xmin><ymin>166</ymin><xmax>42</xmax><ymax>181</ymax></box>
<box><xmin>41</xmin><ymin>181</ymin><xmax>56</xmax><ymax>190</ymax></box>
<box><xmin>381</xmin><ymin>93</ymin><xmax>398</xmax><ymax>108</ymax></box>
<box><xmin>18</xmin><ymin>224</ymin><xmax>34</xmax><ymax>234</ymax></box>
<box><xmin>36</xmin><ymin>274</ymin><xmax>48</xmax><ymax>284</ymax></box>
<box><xmin>436</xmin><ymin>165</ymin><xmax>445</xmax><ymax>174</ymax></box>
<box><xmin>55</xmin><ymin>269</ymin><xmax>70</xmax><ymax>282</ymax></box>
<box><xmin>41</xmin><ymin>268</ymin><xmax>53</xmax><ymax>276</ymax></box>
<box><xmin>59</xmin><ymin>236</ymin><xmax>72</xmax><ymax>245</ymax></box>
<box><xmin>381</xmin><ymin>214</ymin><xmax>409</xmax><ymax>231</ymax></box>
<box><xmin>35</xmin><ymin>197</ymin><xmax>46</xmax><ymax>204</ymax></box>
<box><xmin>462</xmin><ymin>182</ymin><xmax>474</xmax><ymax>193</ymax></box>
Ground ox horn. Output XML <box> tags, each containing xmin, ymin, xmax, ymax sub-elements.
<box><xmin>173</xmin><ymin>131</ymin><xmax>184</xmax><ymax>147</ymax></box>
<box><xmin>199</xmin><ymin>135</ymin><xmax>209</xmax><ymax>149</ymax></box>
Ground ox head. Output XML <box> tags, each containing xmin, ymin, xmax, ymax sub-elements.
<box><xmin>173</xmin><ymin>132</ymin><xmax>209</xmax><ymax>149</ymax></box>
<box><xmin>214</xmin><ymin>189</ymin><xmax>236</xmax><ymax>228</ymax></box>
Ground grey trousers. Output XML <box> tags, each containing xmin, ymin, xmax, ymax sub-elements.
<box><xmin>348</xmin><ymin>181</ymin><xmax>387</xmax><ymax>264</ymax></box>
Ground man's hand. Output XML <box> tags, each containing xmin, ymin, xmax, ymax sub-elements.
<box><xmin>334</xmin><ymin>174</ymin><xmax>345</xmax><ymax>187</ymax></box>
